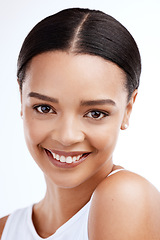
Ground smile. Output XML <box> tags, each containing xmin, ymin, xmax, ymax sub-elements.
<box><xmin>45</xmin><ymin>149</ymin><xmax>91</xmax><ymax>166</ymax></box>
<box><xmin>49</xmin><ymin>151</ymin><xmax>83</xmax><ymax>163</ymax></box>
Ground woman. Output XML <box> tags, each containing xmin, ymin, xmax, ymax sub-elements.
<box><xmin>0</xmin><ymin>7</ymin><xmax>160</xmax><ymax>239</ymax></box>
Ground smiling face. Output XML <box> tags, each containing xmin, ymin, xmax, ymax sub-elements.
<box><xmin>20</xmin><ymin>51</ymin><xmax>135</xmax><ymax>189</ymax></box>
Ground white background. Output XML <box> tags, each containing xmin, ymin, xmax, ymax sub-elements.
<box><xmin>0</xmin><ymin>0</ymin><xmax>160</xmax><ymax>217</ymax></box>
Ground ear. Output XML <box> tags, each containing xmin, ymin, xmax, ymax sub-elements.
<box><xmin>121</xmin><ymin>89</ymin><xmax>138</xmax><ymax>130</ymax></box>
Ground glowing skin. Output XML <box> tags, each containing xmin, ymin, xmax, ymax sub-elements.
<box><xmin>17</xmin><ymin>51</ymin><xmax>147</xmax><ymax>238</ymax></box>
<box><xmin>1</xmin><ymin>51</ymin><xmax>160</xmax><ymax>240</ymax></box>
<box><xmin>21</xmin><ymin>51</ymin><xmax>134</xmax><ymax>190</ymax></box>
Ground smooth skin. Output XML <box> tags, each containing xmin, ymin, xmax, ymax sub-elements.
<box><xmin>0</xmin><ymin>51</ymin><xmax>160</xmax><ymax>239</ymax></box>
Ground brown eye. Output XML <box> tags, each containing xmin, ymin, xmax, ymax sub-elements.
<box><xmin>34</xmin><ymin>105</ymin><xmax>55</xmax><ymax>114</ymax></box>
<box><xmin>91</xmin><ymin>111</ymin><xmax>102</xmax><ymax>118</ymax></box>
<box><xmin>40</xmin><ymin>106</ymin><xmax>51</xmax><ymax>113</ymax></box>
<box><xmin>85</xmin><ymin>110</ymin><xmax>109</xmax><ymax>120</ymax></box>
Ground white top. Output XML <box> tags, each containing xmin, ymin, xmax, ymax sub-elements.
<box><xmin>2</xmin><ymin>169</ymin><xmax>125</xmax><ymax>240</ymax></box>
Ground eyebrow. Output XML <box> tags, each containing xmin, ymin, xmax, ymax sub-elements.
<box><xmin>80</xmin><ymin>99</ymin><xmax>116</xmax><ymax>106</ymax></box>
<box><xmin>28</xmin><ymin>92</ymin><xmax>59</xmax><ymax>103</ymax></box>
<box><xmin>28</xmin><ymin>92</ymin><xmax>116</xmax><ymax>107</ymax></box>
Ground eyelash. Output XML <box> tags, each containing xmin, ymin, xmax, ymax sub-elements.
<box><xmin>84</xmin><ymin>110</ymin><xmax>109</xmax><ymax>120</ymax></box>
<box><xmin>33</xmin><ymin>105</ymin><xmax>109</xmax><ymax>120</ymax></box>
<box><xmin>33</xmin><ymin>104</ymin><xmax>56</xmax><ymax>114</ymax></box>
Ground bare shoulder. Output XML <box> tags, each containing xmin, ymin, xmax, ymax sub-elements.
<box><xmin>0</xmin><ymin>216</ymin><xmax>9</xmax><ymax>239</ymax></box>
<box><xmin>89</xmin><ymin>170</ymin><xmax>160</xmax><ymax>240</ymax></box>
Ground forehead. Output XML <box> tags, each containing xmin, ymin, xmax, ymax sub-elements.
<box><xmin>23</xmin><ymin>51</ymin><xmax>127</xmax><ymax>102</ymax></box>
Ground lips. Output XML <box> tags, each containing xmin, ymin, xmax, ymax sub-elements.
<box><xmin>45</xmin><ymin>149</ymin><xmax>91</xmax><ymax>167</ymax></box>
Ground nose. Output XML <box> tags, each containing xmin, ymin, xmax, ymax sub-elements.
<box><xmin>51</xmin><ymin>116</ymin><xmax>85</xmax><ymax>147</ymax></box>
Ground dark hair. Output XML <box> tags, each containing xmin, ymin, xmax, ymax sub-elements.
<box><xmin>17</xmin><ymin>8</ymin><xmax>141</xmax><ymax>100</ymax></box>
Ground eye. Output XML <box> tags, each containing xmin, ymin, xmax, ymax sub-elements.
<box><xmin>33</xmin><ymin>105</ymin><xmax>56</xmax><ymax>114</ymax></box>
<box><xmin>84</xmin><ymin>110</ymin><xmax>109</xmax><ymax>120</ymax></box>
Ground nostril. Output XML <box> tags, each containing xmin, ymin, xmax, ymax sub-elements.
<box><xmin>49</xmin><ymin>119</ymin><xmax>85</xmax><ymax>146</ymax></box>
<box><xmin>55</xmin><ymin>132</ymin><xmax>85</xmax><ymax>146</ymax></box>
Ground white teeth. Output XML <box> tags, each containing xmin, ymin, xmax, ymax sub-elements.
<box><xmin>66</xmin><ymin>156</ymin><xmax>72</xmax><ymax>163</ymax></box>
<box><xmin>60</xmin><ymin>156</ymin><xmax>66</xmax><ymax>162</ymax></box>
<box><xmin>77</xmin><ymin>155</ymin><xmax>81</xmax><ymax>160</ymax></box>
<box><xmin>49</xmin><ymin>151</ymin><xmax>83</xmax><ymax>164</ymax></box>
<box><xmin>56</xmin><ymin>154</ymin><xmax>60</xmax><ymax>160</ymax></box>
<box><xmin>72</xmin><ymin>156</ymin><xmax>77</xmax><ymax>162</ymax></box>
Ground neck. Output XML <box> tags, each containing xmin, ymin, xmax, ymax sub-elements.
<box><xmin>32</xmin><ymin>160</ymin><xmax>113</xmax><ymax>238</ymax></box>
<box><xmin>43</xmin><ymin>174</ymin><xmax>99</xmax><ymax>221</ymax></box>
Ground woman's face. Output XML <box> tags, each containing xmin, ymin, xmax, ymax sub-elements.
<box><xmin>21</xmin><ymin>51</ymin><xmax>135</xmax><ymax>188</ymax></box>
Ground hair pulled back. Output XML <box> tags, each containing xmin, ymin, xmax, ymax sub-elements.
<box><xmin>17</xmin><ymin>8</ymin><xmax>141</xmax><ymax>100</ymax></box>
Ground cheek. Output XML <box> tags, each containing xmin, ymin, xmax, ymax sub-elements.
<box><xmin>23</xmin><ymin>117</ymin><xmax>48</xmax><ymax>147</ymax></box>
<box><xmin>87</xmin><ymin>123</ymin><xmax>120</xmax><ymax>151</ymax></box>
